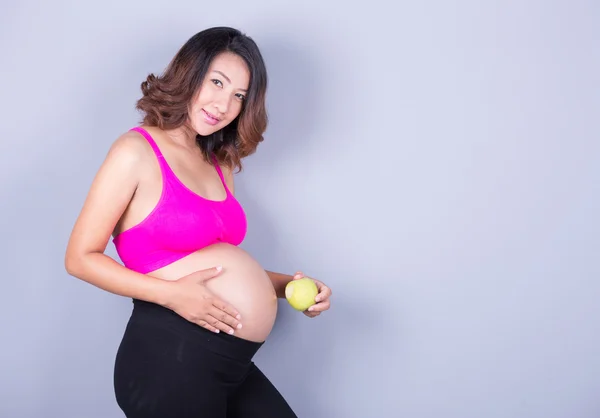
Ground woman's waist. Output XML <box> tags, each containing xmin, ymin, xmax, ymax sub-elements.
<box><xmin>128</xmin><ymin>299</ymin><xmax>264</xmax><ymax>361</ymax></box>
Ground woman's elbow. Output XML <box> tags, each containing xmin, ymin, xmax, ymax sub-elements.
<box><xmin>64</xmin><ymin>251</ymin><xmax>81</xmax><ymax>277</ymax></box>
<box><xmin>64</xmin><ymin>245</ymin><xmax>90</xmax><ymax>277</ymax></box>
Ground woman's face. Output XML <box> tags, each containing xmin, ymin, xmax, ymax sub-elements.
<box><xmin>189</xmin><ymin>52</ymin><xmax>250</xmax><ymax>136</ymax></box>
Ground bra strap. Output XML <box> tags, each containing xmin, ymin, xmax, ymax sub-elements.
<box><xmin>130</xmin><ymin>127</ymin><xmax>163</xmax><ymax>157</ymax></box>
<box><xmin>212</xmin><ymin>155</ymin><xmax>230</xmax><ymax>193</ymax></box>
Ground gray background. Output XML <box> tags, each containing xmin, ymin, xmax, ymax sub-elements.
<box><xmin>1</xmin><ymin>1</ymin><xmax>599</xmax><ymax>417</ymax></box>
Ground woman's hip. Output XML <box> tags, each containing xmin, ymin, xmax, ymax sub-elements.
<box><xmin>113</xmin><ymin>299</ymin><xmax>265</xmax><ymax>416</ymax></box>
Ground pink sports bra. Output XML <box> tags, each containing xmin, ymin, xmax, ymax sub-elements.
<box><xmin>112</xmin><ymin>126</ymin><xmax>247</xmax><ymax>274</ymax></box>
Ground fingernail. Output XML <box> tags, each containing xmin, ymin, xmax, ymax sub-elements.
<box><xmin>214</xmin><ymin>329</ymin><xmax>220</xmax><ymax>333</ymax></box>
<box><xmin>237</xmin><ymin>324</ymin><xmax>243</xmax><ymax>329</ymax></box>
<box><xmin>308</xmin><ymin>306</ymin><xmax>314</xmax><ymax>311</ymax></box>
<box><xmin>236</xmin><ymin>314</ymin><xmax>241</xmax><ymax>320</ymax></box>
<box><xmin>229</xmin><ymin>329</ymin><xmax>234</xmax><ymax>335</ymax></box>
<box><xmin>216</xmin><ymin>265</ymin><xmax>222</xmax><ymax>272</ymax></box>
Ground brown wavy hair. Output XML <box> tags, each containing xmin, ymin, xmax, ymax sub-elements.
<box><xmin>136</xmin><ymin>27</ymin><xmax>268</xmax><ymax>172</ymax></box>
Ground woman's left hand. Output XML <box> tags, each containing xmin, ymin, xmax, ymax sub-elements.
<box><xmin>293</xmin><ymin>272</ymin><xmax>332</xmax><ymax>318</ymax></box>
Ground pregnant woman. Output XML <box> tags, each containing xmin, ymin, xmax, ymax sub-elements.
<box><xmin>64</xmin><ymin>26</ymin><xmax>332</xmax><ymax>418</ymax></box>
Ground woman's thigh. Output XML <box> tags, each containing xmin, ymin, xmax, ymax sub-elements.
<box><xmin>227</xmin><ymin>364</ymin><xmax>297</xmax><ymax>418</ymax></box>
<box><xmin>113</xmin><ymin>318</ymin><xmax>230</xmax><ymax>418</ymax></box>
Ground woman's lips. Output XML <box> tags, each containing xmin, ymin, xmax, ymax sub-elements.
<box><xmin>202</xmin><ymin>109</ymin><xmax>220</xmax><ymax>125</ymax></box>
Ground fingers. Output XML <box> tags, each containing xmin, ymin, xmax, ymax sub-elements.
<box><xmin>291</xmin><ymin>274</ymin><xmax>333</xmax><ymax>317</ymax></box>
<box><xmin>307</xmin><ymin>299</ymin><xmax>331</xmax><ymax>313</ymax></box>
<box><xmin>193</xmin><ymin>265</ymin><xmax>224</xmax><ymax>282</ymax></box>
<box><xmin>211</xmin><ymin>299</ymin><xmax>241</xmax><ymax>322</ymax></box>
<box><xmin>314</xmin><ymin>283</ymin><xmax>332</xmax><ymax>303</ymax></box>
<box><xmin>200</xmin><ymin>298</ymin><xmax>242</xmax><ymax>335</ymax></box>
<box><xmin>307</xmin><ymin>282</ymin><xmax>331</xmax><ymax>314</ymax></box>
<box><xmin>208</xmin><ymin>306</ymin><xmax>243</xmax><ymax>335</ymax></box>
<box><xmin>193</xmin><ymin>307</ymin><xmax>242</xmax><ymax>335</ymax></box>
<box><xmin>203</xmin><ymin>314</ymin><xmax>236</xmax><ymax>335</ymax></box>
<box><xmin>195</xmin><ymin>319</ymin><xmax>221</xmax><ymax>333</ymax></box>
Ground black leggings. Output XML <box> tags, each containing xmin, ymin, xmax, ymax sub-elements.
<box><xmin>113</xmin><ymin>299</ymin><xmax>297</xmax><ymax>418</ymax></box>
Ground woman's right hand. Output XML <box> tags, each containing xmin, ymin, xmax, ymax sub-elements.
<box><xmin>165</xmin><ymin>266</ymin><xmax>243</xmax><ymax>335</ymax></box>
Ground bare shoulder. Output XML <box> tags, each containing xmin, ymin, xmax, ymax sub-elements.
<box><xmin>104</xmin><ymin>129</ymin><xmax>154</xmax><ymax>165</ymax></box>
<box><xmin>65</xmin><ymin>129</ymin><xmax>154</xmax><ymax>258</ymax></box>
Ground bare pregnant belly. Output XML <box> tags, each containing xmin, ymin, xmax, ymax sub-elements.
<box><xmin>148</xmin><ymin>243</ymin><xmax>278</xmax><ymax>342</ymax></box>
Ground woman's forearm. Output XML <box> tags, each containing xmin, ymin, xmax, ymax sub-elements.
<box><xmin>65</xmin><ymin>252</ymin><xmax>173</xmax><ymax>306</ymax></box>
<box><xmin>266</xmin><ymin>270</ymin><xmax>294</xmax><ymax>298</ymax></box>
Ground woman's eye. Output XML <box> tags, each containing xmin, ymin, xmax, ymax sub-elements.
<box><xmin>212</xmin><ymin>79</ymin><xmax>223</xmax><ymax>87</ymax></box>
<box><xmin>236</xmin><ymin>93</ymin><xmax>246</xmax><ymax>101</ymax></box>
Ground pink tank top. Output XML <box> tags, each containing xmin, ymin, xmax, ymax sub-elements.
<box><xmin>112</xmin><ymin>126</ymin><xmax>247</xmax><ymax>274</ymax></box>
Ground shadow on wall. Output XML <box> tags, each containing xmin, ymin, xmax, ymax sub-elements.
<box><xmin>255</xmin><ymin>36</ymin><xmax>325</xmax><ymax>164</ymax></box>
<box><xmin>233</xmin><ymin>38</ymin><xmax>397</xmax><ymax>416</ymax></box>
<box><xmin>235</xmin><ymin>35</ymin><xmax>326</xmax><ymax>303</ymax></box>
<box><xmin>236</xmin><ymin>37</ymin><xmax>324</xmax><ymax>325</ymax></box>
<box><xmin>233</xmin><ymin>38</ymin><xmax>330</xmax><ymax>415</ymax></box>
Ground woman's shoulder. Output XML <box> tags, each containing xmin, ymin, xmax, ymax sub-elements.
<box><xmin>104</xmin><ymin>127</ymin><xmax>155</xmax><ymax>165</ymax></box>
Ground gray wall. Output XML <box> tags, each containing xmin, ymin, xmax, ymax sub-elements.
<box><xmin>2</xmin><ymin>1</ymin><xmax>599</xmax><ymax>417</ymax></box>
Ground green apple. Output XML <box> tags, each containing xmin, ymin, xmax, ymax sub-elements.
<box><xmin>285</xmin><ymin>277</ymin><xmax>318</xmax><ymax>311</ymax></box>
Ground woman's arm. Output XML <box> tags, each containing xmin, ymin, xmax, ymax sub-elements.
<box><xmin>265</xmin><ymin>270</ymin><xmax>294</xmax><ymax>298</ymax></box>
<box><xmin>65</xmin><ymin>137</ymin><xmax>246</xmax><ymax>334</ymax></box>
<box><xmin>64</xmin><ymin>132</ymin><xmax>173</xmax><ymax>305</ymax></box>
